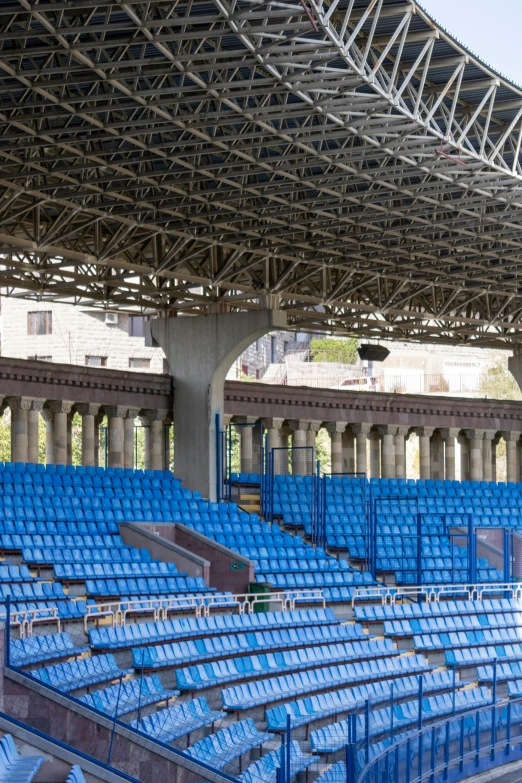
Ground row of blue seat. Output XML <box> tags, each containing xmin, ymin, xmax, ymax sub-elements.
<box><xmin>239</xmin><ymin>741</ymin><xmax>318</xmax><ymax>783</ymax></box>
<box><xmin>176</xmin><ymin>640</ymin><xmax>396</xmax><ymax>690</ymax></box>
<box><xmin>185</xmin><ymin>718</ymin><xmax>272</xmax><ymax>769</ymax></box>
<box><xmin>416</xmin><ymin>629</ymin><xmax>522</xmax><ymax>651</ymax></box>
<box><xmin>355</xmin><ymin>599</ymin><xmax>519</xmax><ymax>623</ymax></box>
<box><xmin>0</xmin><ymin>565</ymin><xmax>33</xmax><ymax>582</ymax></box>
<box><xmin>252</xmin><ymin>559</ymin><xmax>352</xmax><ymax>574</ymax></box>
<box><xmin>310</xmin><ymin>689</ymin><xmax>490</xmax><ymax>752</ymax></box>
<box><xmin>32</xmin><ymin>653</ymin><xmax>130</xmax><ymax>692</ymax></box>
<box><xmin>132</xmin><ymin>623</ymin><xmax>365</xmax><ymax>668</ymax></box>
<box><xmin>80</xmin><ymin>675</ymin><xmax>179</xmax><ymax>716</ymax></box>
<box><xmin>0</xmin><ymin>734</ymin><xmax>44</xmax><ymax>783</ymax></box>
<box><xmin>0</xmin><ymin>462</ymin><xmax>174</xmax><ymax>478</ymax></box>
<box><xmin>23</xmin><ymin>548</ymin><xmax>150</xmax><ymax>565</ymax></box>
<box><xmin>1</xmin><ymin>534</ymin><xmax>124</xmax><ymax>549</ymax></box>
<box><xmin>55</xmin><ymin>562</ymin><xmax>179</xmax><ymax>580</ymax></box>
<box><xmin>85</xmin><ymin>577</ymin><xmax>211</xmax><ymax>596</ymax></box>
<box><xmin>446</xmin><ymin>644</ymin><xmax>522</xmax><ymax>667</ymax></box>
<box><xmin>1</xmin><ymin>600</ymin><xmax>93</xmax><ymax>622</ymax></box>
<box><xmin>266</xmin><ymin>671</ymin><xmax>456</xmax><ymax>730</ymax></box>
<box><xmin>0</xmin><ymin>520</ymin><xmax>119</xmax><ymax>535</ymax></box>
<box><xmin>0</xmin><ymin>581</ymin><xmax>66</xmax><ymax>602</ymax></box>
<box><xmin>222</xmin><ymin>655</ymin><xmax>432</xmax><ymax>710</ymax></box>
<box><xmin>385</xmin><ymin>613</ymin><xmax>522</xmax><ymax>637</ymax></box>
<box><xmin>130</xmin><ymin>697</ymin><xmax>226</xmax><ymax>743</ymax></box>
<box><xmin>260</xmin><ymin>572</ymin><xmax>374</xmax><ymax>589</ymax></box>
<box><xmin>89</xmin><ymin>608</ymin><xmax>337</xmax><ymax>649</ymax></box>
<box><xmin>478</xmin><ymin>662</ymin><xmax>522</xmax><ymax>682</ymax></box>
<box><xmin>10</xmin><ymin>632</ymin><xmax>88</xmax><ymax>667</ymax></box>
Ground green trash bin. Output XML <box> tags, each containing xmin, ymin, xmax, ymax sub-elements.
<box><xmin>248</xmin><ymin>581</ymin><xmax>272</xmax><ymax>613</ymax></box>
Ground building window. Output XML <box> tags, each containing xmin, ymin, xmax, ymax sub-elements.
<box><xmin>27</xmin><ymin>311</ymin><xmax>52</xmax><ymax>335</ymax></box>
<box><xmin>128</xmin><ymin>315</ymin><xmax>150</xmax><ymax>337</ymax></box>
<box><xmin>129</xmin><ymin>358</ymin><xmax>151</xmax><ymax>369</ymax></box>
<box><xmin>28</xmin><ymin>355</ymin><xmax>52</xmax><ymax>362</ymax></box>
<box><xmin>85</xmin><ymin>356</ymin><xmax>107</xmax><ymax>367</ymax></box>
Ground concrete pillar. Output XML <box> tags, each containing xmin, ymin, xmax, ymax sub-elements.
<box><xmin>77</xmin><ymin>404</ymin><xmax>101</xmax><ymax>468</ymax></box>
<box><xmin>252</xmin><ymin>421</ymin><xmax>262</xmax><ymax>475</ymax></box>
<box><xmin>143</xmin><ymin>409</ymin><xmax>168</xmax><ymax>472</ymax></box>
<box><xmin>41</xmin><ymin>409</ymin><xmax>54</xmax><ymax>465</ymax></box>
<box><xmin>440</xmin><ymin>428</ymin><xmax>459</xmax><ymax>481</ymax></box>
<box><xmin>123</xmin><ymin>409</ymin><xmax>140</xmax><ymax>470</ymax></box>
<box><xmin>236</xmin><ymin>416</ymin><xmax>257</xmax><ymax>474</ymax></box>
<box><xmin>305</xmin><ymin>421</ymin><xmax>322</xmax><ymax>474</ymax></box>
<box><xmin>67</xmin><ymin>412</ymin><xmax>73</xmax><ymax>465</ymax></box>
<box><xmin>378</xmin><ymin>425</ymin><xmax>397</xmax><ymax>479</ymax></box>
<box><xmin>415</xmin><ymin>427</ymin><xmax>435</xmax><ymax>480</ymax></box>
<box><xmin>262</xmin><ymin>418</ymin><xmax>285</xmax><ymax>474</ymax></box>
<box><xmin>28</xmin><ymin>400</ymin><xmax>44</xmax><ymax>464</ymax></box>
<box><xmin>280</xmin><ymin>427</ymin><xmax>290</xmax><ymax>475</ymax></box>
<box><xmin>430</xmin><ymin>431</ymin><xmax>444</xmax><ymax>481</ymax></box>
<box><xmin>458</xmin><ymin>433</ymin><xmax>470</xmax><ymax>481</ymax></box>
<box><xmin>394</xmin><ymin>427</ymin><xmax>409</xmax><ymax>479</ymax></box>
<box><xmin>94</xmin><ymin>412</ymin><xmax>104</xmax><ymax>467</ymax></box>
<box><xmin>492</xmin><ymin>436</ymin><xmax>500</xmax><ymax>482</ymax></box>
<box><xmin>465</xmin><ymin>429</ymin><xmax>485</xmax><ymax>482</ymax></box>
<box><xmin>352</xmin><ymin>423</ymin><xmax>371</xmax><ymax>476</ymax></box>
<box><xmin>368</xmin><ymin>430</ymin><xmax>381</xmax><ymax>479</ymax></box>
<box><xmin>502</xmin><ymin>431</ymin><xmax>521</xmax><ymax>483</ymax></box>
<box><xmin>151</xmin><ymin>308</ymin><xmax>286</xmax><ymax>499</ymax></box>
<box><xmin>105</xmin><ymin>407</ymin><xmax>127</xmax><ymax>469</ymax></box>
<box><xmin>342</xmin><ymin>427</ymin><xmax>355</xmax><ymax>474</ymax></box>
<box><xmin>8</xmin><ymin>397</ymin><xmax>32</xmax><ymax>463</ymax></box>
<box><xmin>49</xmin><ymin>401</ymin><xmax>73</xmax><ymax>465</ymax></box>
<box><xmin>482</xmin><ymin>431</ymin><xmax>497</xmax><ymax>483</ymax></box>
<box><xmin>326</xmin><ymin>422</ymin><xmax>345</xmax><ymax>475</ymax></box>
<box><xmin>288</xmin><ymin>420</ymin><xmax>308</xmax><ymax>475</ymax></box>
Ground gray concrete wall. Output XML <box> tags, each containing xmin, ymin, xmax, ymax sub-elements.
<box><xmin>173</xmin><ymin>523</ymin><xmax>254</xmax><ymax>594</ymax></box>
<box><xmin>120</xmin><ymin>523</ymin><xmax>210</xmax><ymax>582</ymax></box>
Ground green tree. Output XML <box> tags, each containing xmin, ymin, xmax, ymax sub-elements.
<box><xmin>480</xmin><ymin>355</ymin><xmax>522</xmax><ymax>401</ymax></box>
<box><xmin>310</xmin><ymin>337</ymin><xmax>358</xmax><ymax>365</ymax></box>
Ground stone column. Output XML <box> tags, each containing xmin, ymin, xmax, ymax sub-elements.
<box><xmin>67</xmin><ymin>412</ymin><xmax>73</xmax><ymax>465</ymax></box>
<box><xmin>368</xmin><ymin>430</ymin><xmax>381</xmax><ymax>479</ymax></box>
<box><xmin>342</xmin><ymin>427</ymin><xmax>355</xmax><ymax>474</ymax></box>
<box><xmin>143</xmin><ymin>409</ymin><xmax>168</xmax><ymax>472</ymax></box>
<box><xmin>440</xmin><ymin>428</ymin><xmax>459</xmax><ymax>481</ymax></box>
<box><xmin>326</xmin><ymin>423</ymin><xmax>345</xmax><ymax>475</ymax></box>
<box><xmin>482</xmin><ymin>431</ymin><xmax>497</xmax><ymax>483</ymax></box>
<box><xmin>288</xmin><ymin>420</ymin><xmax>308</xmax><ymax>476</ymax></box>
<box><xmin>502</xmin><ymin>431</ymin><xmax>521</xmax><ymax>483</ymax></box>
<box><xmin>41</xmin><ymin>409</ymin><xmax>54</xmax><ymax>465</ymax></box>
<box><xmin>252</xmin><ymin>421</ymin><xmax>262</xmax><ymax>475</ymax></box>
<box><xmin>465</xmin><ymin>429</ymin><xmax>485</xmax><ymax>482</ymax></box>
<box><xmin>105</xmin><ymin>407</ymin><xmax>127</xmax><ymax>469</ymax></box>
<box><xmin>430</xmin><ymin>431</ymin><xmax>444</xmax><ymax>480</ymax></box>
<box><xmin>394</xmin><ymin>427</ymin><xmax>409</xmax><ymax>479</ymax></box>
<box><xmin>305</xmin><ymin>421</ymin><xmax>322</xmax><ymax>474</ymax></box>
<box><xmin>352</xmin><ymin>423</ymin><xmax>371</xmax><ymax>476</ymax></box>
<box><xmin>28</xmin><ymin>399</ymin><xmax>44</xmax><ymax>464</ymax></box>
<box><xmin>123</xmin><ymin>409</ymin><xmax>140</xmax><ymax>470</ymax></box>
<box><xmin>236</xmin><ymin>415</ymin><xmax>257</xmax><ymax>474</ymax></box>
<box><xmin>262</xmin><ymin>417</ymin><xmax>285</xmax><ymax>474</ymax></box>
<box><xmin>458</xmin><ymin>433</ymin><xmax>470</xmax><ymax>481</ymax></box>
<box><xmin>77</xmin><ymin>404</ymin><xmax>101</xmax><ymax>468</ymax></box>
<box><xmin>49</xmin><ymin>401</ymin><xmax>73</xmax><ymax>465</ymax></box>
<box><xmin>8</xmin><ymin>397</ymin><xmax>32</xmax><ymax>463</ymax></box>
<box><xmin>280</xmin><ymin>427</ymin><xmax>290</xmax><ymax>475</ymax></box>
<box><xmin>492</xmin><ymin>436</ymin><xmax>500</xmax><ymax>482</ymax></box>
<box><xmin>378</xmin><ymin>425</ymin><xmax>397</xmax><ymax>479</ymax></box>
<box><xmin>94</xmin><ymin>412</ymin><xmax>104</xmax><ymax>467</ymax></box>
<box><xmin>415</xmin><ymin>427</ymin><xmax>435</xmax><ymax>480</ymax></box>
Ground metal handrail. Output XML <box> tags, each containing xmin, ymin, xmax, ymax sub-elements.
<box><xmin>352</xmin><ymin>581</ymin><xmax>522</xmax><ymax>607</ymax></box>
<box><xmin>13</xmin><ymin>588</ymin><xmax>325</xmax><ymax>637</ymax></box>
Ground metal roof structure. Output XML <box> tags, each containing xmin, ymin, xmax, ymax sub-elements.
<box><xmin>1</xmin><ymin>0</ymin><xmax>522</xmax><ymax>346</ymax></box>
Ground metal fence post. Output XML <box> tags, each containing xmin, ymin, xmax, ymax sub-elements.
<box><xmin>452</xmin><ymin>665</ymin><xmax>456</xmax><ymax>715</ymax></box>
<box><xmin>364</xmin><ymin>699</ymin><xmax>370</xmax><ymax>765</ymax></box>
<box><xmin>390</xmin><ymin>681</ymin><xmax>394</xmax><ymax>743</ymax></box>
<box><xmin>107</xmin><ymin>673</ymin><xmax>124</xmax><ymax>765</ymax></box>
<box><xmin>286</xmin><ymin>712</ymin><xmax>291</xmax><ymax>783</ymax></box>
<box><xmin>280</xmin><ymin>732</ymin><xmax>286</xmax><ymax>783</ymax></box>
<box><xmin>136</xmin><ymin>663</ymin><xmax>144</xmax><ymax>725</ymax></box>
<box><xmin>4</xmin><ymin>595</ymin><xmax>10</xmax><ymax>668</ymax></box>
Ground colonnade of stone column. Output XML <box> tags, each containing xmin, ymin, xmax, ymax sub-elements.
<box><xmin>1</xmin><ymin>395</ymin><xmax>170</xmax><ymax>470</ymax></box>
<box><xmin>229</xmin><ymin>416</ymin><xmax>516</xmax><ymax>482</ymax></box>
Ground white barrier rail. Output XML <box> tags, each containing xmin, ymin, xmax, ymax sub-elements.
<box><xmin>9</xmin><ymin>588</ymin><xmax>325</xmax><ymax>637</ymax></box>
<box><xmin>352</xmin><ymin>582</ymin><xmax>522</xmax><ymax>607</ymax></box>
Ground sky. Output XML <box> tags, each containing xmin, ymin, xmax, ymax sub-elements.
<box><xmin>419</xmin><ymin>0</ymin><xmax>522</xmax><ymax>85</ymax></box>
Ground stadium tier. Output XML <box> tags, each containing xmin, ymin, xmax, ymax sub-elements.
<box><xmin>3</xmin><ymin>462</ymin><xmax>522</xmax><ymax>783</ymax></box>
